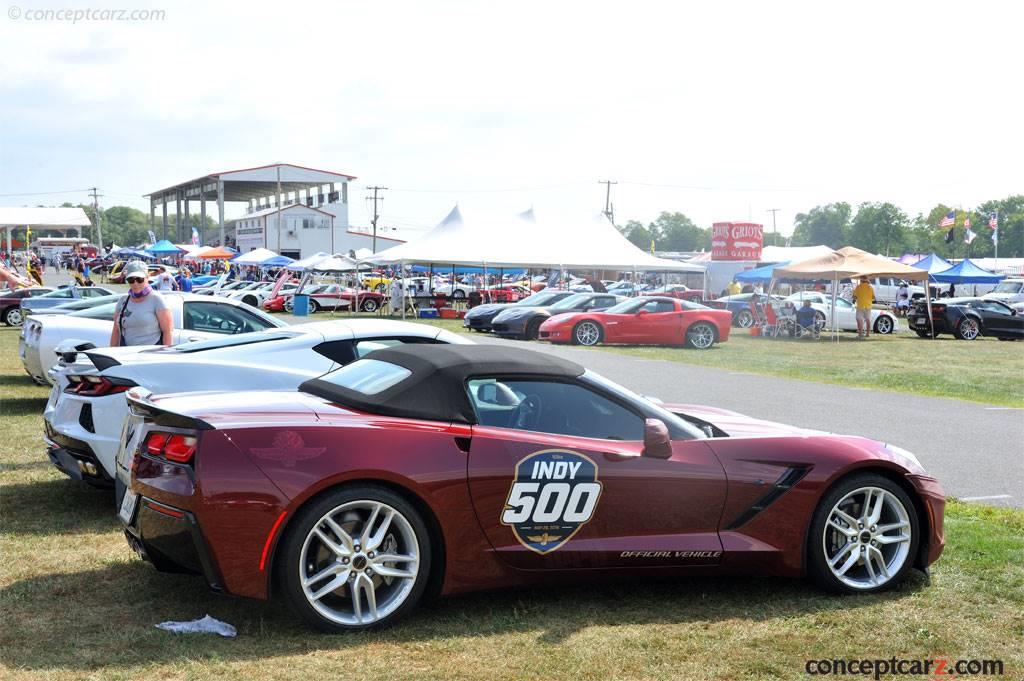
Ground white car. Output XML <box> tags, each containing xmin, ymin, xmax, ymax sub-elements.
<box><xmin>19</xmin><ymin>292</ymin><xmax>285</xmax><ymax>385</ymax></box>
<box><xmin>42</xmin><ymin>319</ymin><xmax>471</xmax><ymax>487</ymax></box>
<box><xmin>784</xmin><ymin>291</ymin><xmax>899</xmax><ymax>334</ymax></box>
<box><xmin>225</xmin><ymin>281</ymin><xmax>299</xmax><ymax>308</ymax></box>
<box><xmin>984</xmin><ymin>278</ymin><xmax>1024</xmax><ymax>305</ymax></box>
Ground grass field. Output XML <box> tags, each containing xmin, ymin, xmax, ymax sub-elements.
<box><xmin>0</xmin><ymin>324</ymin><xmax>1022</xmax><ymax>680</ymax></box>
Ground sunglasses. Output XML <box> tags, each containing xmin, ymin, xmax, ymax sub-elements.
<box><xmin>126</xmin><ymin>277</ymin><xmax>146</xmax><ymax>284</ymax></box>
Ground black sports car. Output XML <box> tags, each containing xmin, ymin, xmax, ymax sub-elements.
<box><xmin>463</xmin><ymin>290</ymin><xmax>574</xmax><ymax>332</ymax></box>
<box><xmin>908</xmin><ymin>297</ymin><xmax>1023</xmax><ymax>340</ymax></box>
<box><xmin>490</xmin><ymin>292</ymin><xmax>624</xmax><ymax>340</ymax></box>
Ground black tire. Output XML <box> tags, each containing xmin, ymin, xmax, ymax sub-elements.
<box><xmin>452</xmin><ymin>289</ymin><xmax>466</xmax><ymax>299</ymax></box>
<box><xmin>375</xmin><ymin>283</ymin><xmax>387</xmax><ymax>294</ymax></box>
<box><xmin>309</xmin><ymin>299</ymin><xmax>320</xmax><ymax>314</ymax></box>
<box><xmin>685</xmin><ymin>322</ymin><xmax>717</xmax><ymax>349</ymax></box>
<box><xmin>4</xmin><ymin>306</ymin><xmax>23</xmax><ymax>326</ymax></box>
<box><xmin>807</xmin><ymin>473</ymin><xmax>920</xmax><ymax>595</ymax></box>
<box><xmin>525</xmin><ymin>317</ymin><xmax>543</xmax><ymax>341</ymax></box>
<box><xmin>735</xmin><ymin>309</ymin><xmax>754</xmax><ymax>328</ymax></box>
<box><xmin>242</xmin><ymin>296</ymin><xmax>258</xmax><ymax>307</ymax></box>
<box><xmin>814</xmin><ymin>311</ymin><xmax>827</xmax><ymax>331</ymax></box>
<box><xmin>873</xmin><ymin>315</ymin><xmax>895</xmax><ymax>335</ymax></box>
<box><xmin>572</xmin><ymin>320</ymin><xmax>603</xmax><ymax>346</ymax></box>
<box><xmin>360</xmin><ymin>298</ymin><xmax>380</xmax><ymax>313</ymax></box>
<box><xmin>277</xmin><ymin>484</ymin><xmax>432</xmax><ymax>632</ymax></box>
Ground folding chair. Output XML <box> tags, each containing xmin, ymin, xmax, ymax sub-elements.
<box><xmin>749</xmin><ymin>300</ymin><xmax>773</xmax><ymax>336</ymax></box>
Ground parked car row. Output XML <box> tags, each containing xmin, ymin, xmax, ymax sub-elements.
<box><xmin>907</xmin><ymin>297</ymin><xmax>1023</xmax><ymax>341</ymax></box>
<box><xmin>19</xmin><ymin>313</ymin><xmax>944</xmax><ymax>633</ymax></box>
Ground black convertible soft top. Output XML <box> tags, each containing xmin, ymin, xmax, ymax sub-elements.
<box><xmin>300</xmin><ymin>344</ymin><xmax>585</xmax><ymax>424</ymax></box>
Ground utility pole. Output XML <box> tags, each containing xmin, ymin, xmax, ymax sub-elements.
<box><xmin>366</xmin><ymin>186</ymin><xmax>387</xmax><ymax>253</ymax></box>
<box><xmin>767</xmin><ymin>208</ymin><xmax>780</xmax><ymax>246</ymax></box>
<box><xmin>90</xmin><ymin>187</ymin><xmax>105</xmax><ymax>251</ymax></box>
<box><xmin>599</xmin><ymin>180</ymin><xmax>617</xmax><ymax>223</ymax></box>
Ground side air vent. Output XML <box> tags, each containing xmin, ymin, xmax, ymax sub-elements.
<box><xmin>725</xmin><ymin>466</ymin><xmax>809</xmax><ymax>530</ymax></box>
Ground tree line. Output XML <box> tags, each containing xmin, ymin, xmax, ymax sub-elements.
<box><xmin>618</xmin><ymin>195</ymin><xmax>1023</xmax><ymax>259</ymax></box>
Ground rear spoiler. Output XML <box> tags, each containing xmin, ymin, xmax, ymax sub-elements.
<box><xmin>126</xmin><ymin>387</ymin><xmax>214</xmax><ymax>431</ymax></box>
<box><xmin>53</xmin><ymin>339</ymin><xmax>97</xmax><ymax>366</ymax></box>
<box><xmin>83</xmin><ymin>350</ymin><xmax>120</xmax><ymax>371</ymax></box>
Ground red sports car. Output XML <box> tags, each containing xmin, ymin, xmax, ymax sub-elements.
<box><xmin>120</xmin><ymin>345</ymin><xmax>944</xmax><ymax>632</ymax></box>
<box><xmin>538</xmin><ymin>296</ymin><xmax>733</xmax><ymax>349</ymax></box>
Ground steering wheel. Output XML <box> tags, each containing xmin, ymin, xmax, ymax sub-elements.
<box><xmin>511</xmin><ymin>395</ymin><xmax>542</xmax><ymax>430</ymax></box>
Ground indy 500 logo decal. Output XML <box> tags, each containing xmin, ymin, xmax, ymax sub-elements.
<box><xmin>501</xmin><ymin>450</ymin><xmax>602</xmax><ymax>554</ymax></box>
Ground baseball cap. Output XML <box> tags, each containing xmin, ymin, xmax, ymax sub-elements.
<box><xmin>123</xmin><ymin>261</ymin><xmax>149</xmax><ymax>279</ymax></box>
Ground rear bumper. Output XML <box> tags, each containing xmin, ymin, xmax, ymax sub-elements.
<box><xmin>123</xmin><ymin>496</ymin><xmax>224</xmax><ymax>590</ymax></box>
<box><xmin>44</xmin><ymin>424</ymin><xmax>113</xmax><ymax>486</ymax></box>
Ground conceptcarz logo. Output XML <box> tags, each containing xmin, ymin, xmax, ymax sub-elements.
<box><xmin>804</xmin><ymin>657</ymin><xmax>1004</xmax><ymax>678</ymax></box>
<box><xmin>7</xmin><ymin>6</ymin><xmax>167</xmax><ymax>23</ymax></box>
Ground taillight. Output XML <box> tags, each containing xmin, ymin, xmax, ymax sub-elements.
<box><xmin>64</xmin><ymin>375</ymin><xmax>136</xmax><ymax>396</ymax></box>
<box><xmin>144</xmin><ymin>432</ymin><xmax>198</xmax><ymax>464</ymax></box>
<box><xmin>930</xmin><ymin>305</ymin><xmax>945</xmax><ymax>316</ymax></box>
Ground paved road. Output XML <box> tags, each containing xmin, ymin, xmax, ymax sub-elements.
<box><xmin>470</xmin><ymin>334</ymin><xmax>1024</xmax><ymax>508</ymax></box>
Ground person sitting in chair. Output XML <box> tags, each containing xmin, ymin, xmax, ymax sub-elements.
<box><xmin>795</xmin><ymin>299</ymin><xmax>819</xmax><ymax>338</ymax></box>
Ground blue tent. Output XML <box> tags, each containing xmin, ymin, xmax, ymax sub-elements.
<box><xmin>146</xmin><ymin>239</ymin><xmax>184</xmax><ymax>255</ymax></box>
<box><xmin>930</xmin><ymin>259</ymin><xmax>1003</xmax><ymax>284</ymax></box>
<box><xmin>261</xmin><ymin>255</ymin><xmax>295</xmax><ymax>267</ymax></box>
<box><xmin>910</xmin><ymin>253</ymin><xmax>953</xmax><ymax>280</ymax></box>
<box><xmin>735</xmin><ymin>261</ymin><xmax>790</xmax><ymax>283</ymax></box>
<box><xmin>112</xmin><ymin>247</ymin><xmax>155</xmax><ymax>260</ymax></box>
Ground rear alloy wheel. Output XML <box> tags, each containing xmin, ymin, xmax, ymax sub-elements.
<box><xmin>309</xmin><ymin>300</ymin><xmax>321</xmax><ymax>314</ymax></box>
<box><xmin>873</xmin><ymin>315</ymin><xmax>894</xmax><ymax>335</ymax></box>
<box><xmin>361</xmin><ymin>298</ymin><xmax>380</xmax><ymax>313</ymax></box>
<box><xmin>686</xmin><ymin>322</ymin><xmax>716</xmax><ymax>349</ymax></box>
<box><xmin>808</xmin><ymin>474</ymin><xmax>919</xmax><ymax>594</ymax></box>
<box><xmin>284</xmin><ymin>299</ymin><xmax>295</xmax><ymax>313</ymax></box>
<box><xmin>956</xmin><ymin>317</ymin><xmax>980</xmax><ymax>340</ymax></box>
<box><xmin>279</xmin><ymin>485</ymin><xmax>430</xmax><ymax>632</ymax></box>
<box><xmin>573</xmin><ymin>321</ymin><xmax>602</xmax><ymax>346</ymax></box>
<box><xmin>4</xmin><ymin>306</ymin><xmax>23</xmax><ymax>326</ymax></box>
<box><xmin>735</xmin><ymin>309</ymin><xmax>754</xmax><ymax>328</ymax></box>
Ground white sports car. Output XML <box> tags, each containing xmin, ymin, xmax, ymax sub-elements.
<box><xmin>20</xmin><ymin>292</ymin><xmax>285</xmax><ymax>385</ymax></box>
<box><xmin>224</xmin><ymin>281</ymin><xmax>299</xmax><ymax>308</ymax></box>
<box><xmin>784</xmin><ymin>292</ymin><xmax>899</xmax><ymax>334</ymax></box>
<box><xmin>42</xmin><ymin>319</ymin><xmax>471</xmax><ymax>488</ymax></box>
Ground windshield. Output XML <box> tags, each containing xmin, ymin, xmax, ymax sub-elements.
<box><xmin>604</xmin><ymin>298</ymin><xmax>646</xmax><ymax>314</ymax></box>
<box><xmin>516</xmin><ymin>291</ymin><xmax>565</xmax><ymax>306</ymax></box>
<box><xmin>550</xmin><ymin>293</ymin><xmax>592</xmax><ymax>310</ymax></box>
<box><xmin>992</xmin><ymin>282</ymin><xmax>1022</xmax><ymax>293</ymax></box>
<box><xmin>170</xmin><ymin>329</ymin><xmax>301</xmax><ymax>353</ymax></box>
<box><xmin>69</xmin><ymin>301</ymin><xmax>118</xmax><ymax>320</ymax></box>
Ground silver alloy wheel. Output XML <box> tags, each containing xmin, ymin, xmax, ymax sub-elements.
<box><xmin>687</xmin><ymin>322</ymin><xmax>715</xmax><ymax>349</ymax></box>
<box><xmin>453</xmin><ymin>289</ymin><xmax>466</xmax><ymax>299</ymax></box>
<box><xmin>574</xmin><ymin>321</ymin><xmax>601</xmax><ymax>346</ymax></box>
<box><xmin>6</xmin><ymin>307</ymin><xmax>23</xmax><ymax>326</ymax></box>
<box><xmin>299</xmin><ymin>500</ymin><xmax>420</xmax><ymax>627</ymax></box>
<box><xmin>874</xmin><ymin>315</ymin><xmax>894</xmax><ymax>334</ymax></box>
<box><xmin>958</xmin><ymin>318</ymin><xmax>980</xmax><ymax>340</ymax></box>
<box><xmin>736</xmin><ymin>309</ymin><xmax>754</xmax><ymax>328</ymax></box>
<box><xmin>362</xmin><ymin>299</ymin><xmax>379</xmax><ymax>312</ymax></box>
<box><xmin>823</xmin><ymin>486</ymin><xmax>912</xmax><ymax>590</ymax></box>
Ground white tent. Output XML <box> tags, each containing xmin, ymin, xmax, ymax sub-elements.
<box><xmin>232</xmin><ymin>247</ymin><xmax>283</xmax><ymax>266</ymax></box>
<box><xmin>364</xmin><ymin>206</ymin><xmax>705</xmax><ymax>273</ymax></box>
<box><xmin>759</xmin><ymin>245</ymin><xmax>837</xmax><ymax>264</ymax></box>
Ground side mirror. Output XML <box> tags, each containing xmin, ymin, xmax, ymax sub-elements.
<box><xmin>642</xmin><ymin>418</ymin><xmax>672</xmax><ymax>459</ymax></box>
<box><xmin>637</xmin><ymin>309</ymin><xmax>648</xmax><ymax>316</ymax></box>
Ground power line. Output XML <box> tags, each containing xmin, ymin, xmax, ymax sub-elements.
<box><xmin>0</xmin><ymin>188</ymin><xmax>93</xmax><ymax>198</ymax></box>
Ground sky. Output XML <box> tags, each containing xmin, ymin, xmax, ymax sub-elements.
<box><xmin>1</xmin><ymin>0</ymin><xmax>1020</xmax><ymax>240</ymax></box>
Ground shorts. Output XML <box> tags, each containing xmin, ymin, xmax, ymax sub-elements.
<box><xmin>856</xmin><ymin>308</ymin><xmax>872</xmax><ymax>324</ymax></box>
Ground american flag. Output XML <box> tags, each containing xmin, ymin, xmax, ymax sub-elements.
<box><xmin>989</xmin><ymin>212</ymin><xmax>998</xmax><ymax>228</ymax></box>
<box><xmin>964</xmin><ymin>217</ymin><xmax>971</xmax><ymax>229</ymax></box>
<box><xmin>939</xmin><ymin>210</ymin><xmax>955</xmax><ymax>228</ymax></box>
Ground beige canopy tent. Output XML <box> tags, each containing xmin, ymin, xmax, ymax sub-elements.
<box><xmin>772</xmin><ymin>246</ymin><xmax>934</xmax><ymax>337</ymax></box>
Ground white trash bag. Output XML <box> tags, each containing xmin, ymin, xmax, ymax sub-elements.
<box><xmin>155</xmin><ymin>614</ymin><xmax>237</xmax><ymax>638</ymax></box>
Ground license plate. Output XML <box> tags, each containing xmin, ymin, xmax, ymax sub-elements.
<box><xmin>915</xmin><ymin>319</ymin><xmax>926</xmax><ymax>327</ymax></box>
<box><xmin>118</xmin><ymin>488</ymin><xmax>138</xmax><ymax>525</ymax></box>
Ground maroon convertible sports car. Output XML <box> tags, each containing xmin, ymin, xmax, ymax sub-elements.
<box><xmin>119</xmin><ymin>345</ymin><xmax>944</xmax><ymax>632</ymax></box>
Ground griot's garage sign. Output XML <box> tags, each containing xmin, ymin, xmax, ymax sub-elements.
<box><xmin>711</xmin><ymin>222</ymin><xmax>764</xmax><ymax>261</ymax></box>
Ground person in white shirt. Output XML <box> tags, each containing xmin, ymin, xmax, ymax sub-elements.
<box><xmin>155</xmin><ymin>267</ymin><xmax>177</xmax><ymax>291</ymax></box>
